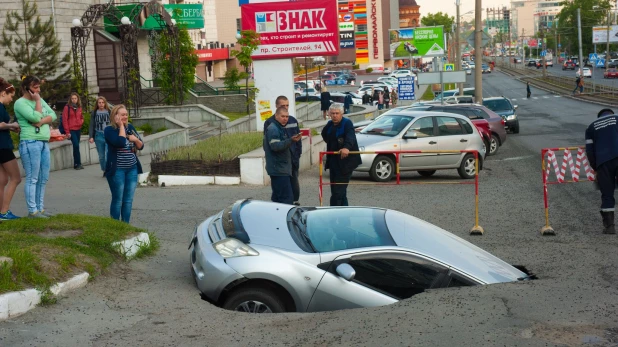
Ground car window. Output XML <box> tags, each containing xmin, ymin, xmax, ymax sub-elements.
<box><xmin>348</xmin><ymin>256</ymin><xmax>444</xmax><ymax>299</ymax></box>
<box><xmin>407</xmin><ymin>117</ymin><xmax>434</xmax><ymax>138</ymax></box>
<box><xmin>446</xmin><ymin>273</ymin><xmax>476</xmax><ymax>287</ymax></box>
<box><xmin>457</xmin><ymin>118</ymin><xmax>473</xmax><ymax>134</ymax></box>
<box><xmin>483</xmin><ymin>99</ymin><xmax>512</xmax><ymax>112</ymax></box>
<box><xmin>471</xmin><ymin>108</ymin><xmax>490</xmax><ymax>119</ymax></box>
<box><xmin>304</xmin><ymin>208</ymin><xmax>395</xmax><ymax>252</ymax></box>
<box><xmin>361</xmin><ymin>115</ymin><xmax>414</xmax><ymax>137</ymax></box>
<box><xmin>437</xmin><ymin>117</ymin><xmax>464</xmax><ymax>136</ymax></box>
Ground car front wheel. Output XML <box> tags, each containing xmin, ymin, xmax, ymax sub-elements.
<box><xmin>457</xmin><ymin>154</ymin><xmax>477</xmax><ymax>179</ymax></box>
<box><xmin>222</xmin><ymin>287</ymin><xmax>287</xmax><ymax>313</ymax></box>
<box><xmin>488</xmin><ymin>134</ymin><xmax>499</xmax><ymax>156</ymax></box>
<box><xmin>511</xmin><ymin>121</ymin><xmax>520</xmax><ymax>134</ymax></box>
<box><xmin>370</xmin><ymin>155</ymin><xmax>395</xmax><ymax>182</ymax></box>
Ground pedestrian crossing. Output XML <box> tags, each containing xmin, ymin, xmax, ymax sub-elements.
<box><xmin>511</xmin><ymin>95</ymin><xmax>562</xmax><ymax>101</ymax></box>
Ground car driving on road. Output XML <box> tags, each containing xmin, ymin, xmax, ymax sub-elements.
<box><xmin>482</xmin><ymin>97</ymin><xmax>519</xmax><ymax>134</ymax></box>
<box><xmin>355</xmin><ymin>111</ymin><xmax>485</xmax><ymax>181</ymax></box>
<box><xmin>189</xmin><ymin>199</ymin><xmax>529</xmax><ymax>313</ymax></box>
<box><xmin>576</xmin><ymin>68</ymin><xmax>592</xmax><ymax>78</ymax></box>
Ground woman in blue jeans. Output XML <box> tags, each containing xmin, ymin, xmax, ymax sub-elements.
<box><xmin>89</xmin><ymin>96</ymin><xmax>111</xmax><ymax>176</ymax></box>
<box><xmin>104</xmin><ymin>104</ymin><xmax>144</xmax><ymax>223</ymax></box>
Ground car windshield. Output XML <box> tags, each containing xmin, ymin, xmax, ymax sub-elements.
<box><xmin>360</xmin><ymin>115</ymin><xmax>415</xmax><ymax>136</ymax></box>
<box><xmin>292</xmin><ymin>208</ymin><xmax>395</xmax><ymax>253</ymax></box>
<box><xmin>483</xmin><ymin>99</ymin><xmax>512</xmax><ymax>112</ymax></box>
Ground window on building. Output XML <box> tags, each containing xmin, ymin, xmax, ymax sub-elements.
<box><xmin>236</xmin><ymin>18</ymin><xmax>241</xmax><ymax>32</ymax></box>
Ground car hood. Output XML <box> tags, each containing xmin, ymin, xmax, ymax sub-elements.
<box><xmin>385</xmin><ymin>210</ymin><xmax>526</xmax><ymax>284</ymax></box>
<box><xmin>239</xmin><ymin>201</ymin><xmax>302</xmax><ymax>251</ymax></box>
<box><xmin>356</xmin><ymin>133</ymin><xmax>399</xmax><ymax>148</ymax></box>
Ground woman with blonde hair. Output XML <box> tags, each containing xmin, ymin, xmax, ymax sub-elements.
<box><xmin>0</xmin><ymin>78</ymin><xmax>22</xmax><ymax>220</ymax></box>
<box><xmin>320</xmin><ymin>86</ymin><xmax>331</xmax><ymax>120</ymax></box>
<box><xmin>89</xmin><ymin>96</ymin><xmax>111</xmax><ymax>175</ymax></box>
<box><xmin>62</xmin><ymin>92</ymin><xmax>84</xmax><ymax>170</ymax></box>
<box><xmin>104</xmin><ymin>104</ymin><xmax>144</xmax><ymax>223</ymax></box>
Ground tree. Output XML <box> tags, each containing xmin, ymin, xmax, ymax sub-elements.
<box><xmin>154</xmin><ymin>25</ymin><xmax>199</xmax><ymax>105</ymax></box>
<box><xmin>223</xmin><ymin>67</ymin><xmax>245</xmax><ymax>91</ymax></box>
<box><xmin>557</xmin><ymin>0</ymin><xmax>611</xmax><ymax>56</ymax></box>
<box><xmin>421</xmin><ymin>12</ymin><xmax>455</xmax><ymax>33</ymax></box>
<box><xmin>232</xmin><ymin>30</ymin><xmax>261</xmax><ymax>115</ymax></box>
<box><xmin>0</xmin><ymin>0</ymin><xmax>71</xmax><ymax>107</ymax></box>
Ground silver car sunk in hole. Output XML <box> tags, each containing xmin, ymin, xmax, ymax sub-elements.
<box><xmin>189</xmin><ymin>199</ymin><xmax>532</xmax><ymax>313</ymax></box>
<box><xmin>355</xmin><ymin>111</ymin><xmax>485</xmax><ymax>182</ymax></box>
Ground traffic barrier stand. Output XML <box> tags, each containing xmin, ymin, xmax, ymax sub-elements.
<box><xmin>541</xmin><ymin>147</ymin><xmax>595</xmax><ymax>236</ymax></box>
<box><xmin>319</xmin><ymin>150</ymin><xmax>485</xmax><ymax>235</ymax></box>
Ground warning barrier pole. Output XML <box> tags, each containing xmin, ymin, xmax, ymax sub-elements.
<box><xmin>540</xmin><ymin>149</ymin><xmax>555</xmax><ymax>235</ymax></box>
<box><xmin>320</xmin><ymin>150</ymin><xmax>483</xmax><ymax>235</ymax></box>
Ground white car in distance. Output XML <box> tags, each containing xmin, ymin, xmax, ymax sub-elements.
<box><xmin>389</xmin><ymin>69</ymin><xmax>414</xmax><ymax>78</ymax></box>
<box><xmin>576</xmin><ymin>68</ymin><xmax>592</xmax><ymax>78</ymax></box>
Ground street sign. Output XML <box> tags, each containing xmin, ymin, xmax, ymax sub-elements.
<box><xmin>558</xmin><ymin>43</ymin><xmax>561</xmax><ymax>48</ymax></box>
<box><xmin>398</xmin><ymin>76</ymin><xmax>416</xmax><ymax>100</ymax></box>
<box><xmin>417</xmin><ymin>71</ymin><xmax>466</xmax><ymax>85</ymax></box>
<box><xmin>540</xmin><ymin>50</ymin><xmax>547</xmax><ymax>57</ymax></box>
<box><xmin>444</xmin><ymin>64</ymin><xmax>454</xmax><ymax>71</ymax></box>
<box><xmin>596</xmin><ymin>59</ymin><xmax>605</xmax><ymax>67</ymax></box>
<box><xmin>466</xmin><ymin>31</ymin><xmax>491</xmax><ymax>47</ymax></box>
<box><xmin>589</xmin><ymin>53</ymin><xmax>598</xmax><ymax>62</ymax></box>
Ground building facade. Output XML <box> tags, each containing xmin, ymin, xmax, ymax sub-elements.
<box><xmin>399</xmin><ymin>0</ymin><xmax>420</xmax><ymax>28</ymax></box>
<box><xmin>511</xmin><ymin>0</ymin><xmax>537</xmax><ymax>40</ymax></box>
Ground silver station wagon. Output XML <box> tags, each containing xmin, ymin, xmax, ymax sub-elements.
<box><xmin>355</xmin><ymin>111</ymin><xmax>485</xmax><ymax>181</ymax></box>
<box><xmin>189</xmin><ymin>200</ymin><xmax>530</xmax><ymax>313</ymax></box>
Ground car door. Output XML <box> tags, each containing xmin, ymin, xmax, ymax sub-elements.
<box><xmin>435</xmin><ymin>116</ymin><xmax>474</xmax><ymax>167</ymax></box>
<box><xmin>399</xmin><ymin>116</ymin><xmax>438</xmax><ymax>169</ymax></box>
<box><xmin>306</xmin><ymin>251</ymin><xmax>448</xmax><ymax>312</ymax></box>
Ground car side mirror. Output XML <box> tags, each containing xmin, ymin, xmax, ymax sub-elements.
<box><xmin>403</xmin><ymin>131</ymin><xmax>418</xmax><ymax>139</ymax></box>
<box><xmin>514</xmin><ymin>105</ymin><xmax>518</xmax><ymax>110</ymax></box>
<box><xmin>336</xmin><ymin>263</ymin><xmax>356</xmax><ymax>281</ymax></box>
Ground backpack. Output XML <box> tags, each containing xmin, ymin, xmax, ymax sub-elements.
<box><xmin>59</xmin><ymin>105</ymin><xmax>71</xmax><ymax>135</ymax></box>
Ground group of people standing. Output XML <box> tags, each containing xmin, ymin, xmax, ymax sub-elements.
<box><xmin>264</xmin><ymin>95</ymin><xmax>361</xmax><ymax>207</ymax></box>
<box><xmin>0</xmin><ymin>75</ymin><xmax>143</xmax><ymax>224</ymax></box>
<box><xmin>361</xmin><ymin>87</ymin><xmax>398</xmax><ymax>110</ymax></box>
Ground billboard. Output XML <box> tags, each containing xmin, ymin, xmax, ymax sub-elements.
<box><xmin>389</xmin><ymin>26</ymin><xmax>445</xmax><ymax>58</ymax></box>
<box><xmin>241</xmin><ymin>0</ymin><xmax>339</xmax><ymax>59</ymax></box>
<box><xmin>593</xmin><ymin>25</ymin><xmax>618</xmax><ymax>44</ymax></box>
<box><xmin>398</xmin><ymin>76</ymin><xmax>415</xmax><ymax>101</ymax></box>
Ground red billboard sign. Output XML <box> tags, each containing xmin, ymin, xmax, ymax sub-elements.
<box><xmin>196</xmin><ymin>48</ymin><xmax>230</xmax><ymax>61</ymax></box>
<box><xmin>241</xmin><ymin>0</ymin><xmax>339</xmax><ymax>59</ymax></box>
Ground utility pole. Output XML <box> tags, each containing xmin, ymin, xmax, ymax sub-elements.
<box><xmin>541</xmin><ymin>27</ymin><xmax>546</xmax><ymax>78</ymax></box>
<box><xmin>475</xmin><ymin>0</ymin><xmax>483</xmax><ymax>103</ymax></box>
<box><xmin>606</xmin><ymin>9</ymin><xmax>611</xmax><ymax>69</ymax></box>
<box><xmin>505</xmin><ymin>7</ymin><xmax>511</xmax><ymax>64</ymax></box>
<box><xmin>456</xmin><ymin>0</ymin><xmax>463</xmax><ymax>96</ymax></box>
<box><xmin>577</xmin><ymin>8</ymin><xmax>584</xmax><ymax>77</ymax></box>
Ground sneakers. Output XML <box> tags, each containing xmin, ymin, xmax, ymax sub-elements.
<box><xmin>40</xmin><ymin>210</ymin><xmax>55</xmax><ymax>217</ymax></box>
<box><xmin>0</xmin><ymin>210</ymin><xmax>20</xmax><ymax>220</ymax></box>
<box><xmin>74</xmin><ymin>165</ymin><xmax>84</xmax><ymax>170</ymax></box>
<box><xmin>28</xmin><ymin>211</ymin><xmax>48</xmax><ymax>219</ymax></box>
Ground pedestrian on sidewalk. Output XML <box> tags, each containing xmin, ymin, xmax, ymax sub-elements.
<box><xmin>14</xmin><ymin>76</ymin><xmax>57</xmax><ymax>218</ymax></box>
<box><xmin>264</xmin><ymin>106</ymin><xmax>302</xmax><ymax>204</ymax></box>
<box><xmin>578</xmin><ymin>76</ymin><xmax>585</xmax><ymax>94</ymax></box>
<box><xmin>0</xmin><ymin>78</ymin><xmax>22</xmax><ymax>220</ymax></box>
<box><xmin>377</xmin><ymin>90</ymin><xmax>385</xmax><ymax>110</ymax></box>
<box><xmin>320</xmin><ymin>86</ymin><xmax>331</xmax><ymax>120</ymax></box>
<box><xmin>104</xmin><ymin>104</ymin><xmax>144</xmax><ymax>223</ymax></box>
<box><xmin>383</xmin><ymin>87</ymin><xmax>390</xmax><ymax>109</ymax></box>
<box><xmin>62</xmin><ymin>92</ymin><xmax>85</xmax><ymax>170</ymax></box>
<box><xmin>89</xmin><ymin>96</ymin><xmax>111</xmax><ymax>176</ymax></box>
<box><xmin>526</xmin><ymin>82</ymin><xmax>531</xmax><ymax>99</ymax></box>
<box><xmin>263</xmin><ymin>96</ymin><xmax>302</xmax><ymax>205</ymax></box>
<box><xmin>585</xmin><ymin>108</ymin><xmax>618</xmax><ymax>234</ymax></box>
<box><xmin>391</xmin><ymin>89</ymin><xmax>398</xmax><ymax>107</ymax></box>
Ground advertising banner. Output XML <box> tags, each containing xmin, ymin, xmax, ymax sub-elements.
<box><xmin>389</xmin><ymin>26</ymin><xmax>445</xmax><ymax>58</ymax></box>
<box><xmin>241</xmin><ymin>0</ymin><xmax>339</xmax><ymax>59</ymax></box>
<box><xmin>593</xmin><ymin>25</ymin><xmax>618</xmax><ymax>44</ymax></box>
<box><xmin>196</xmin><ymin>48</ymin><xmax>230</xmax><ymax>62</ymax></box>
<box><xmin>398</xmin><ymin>76</ymin><xmax>415</xmax><ymax>100</ymax></box>
<box><xmin>339</xmin><ymin>22</ymin><xmax>354</xmax><ymax>31</ymax></box>
<box><xmin>104</xmin><ymin>4</ymin><xmax>204</xmax><ymax>32</ymax></box>
<box><xmin>340</xmin><ymin>40</ymin><xmax>355</xmax><ymax>49</ymax></box>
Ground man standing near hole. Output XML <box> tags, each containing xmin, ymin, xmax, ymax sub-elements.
<box><xmin>264</xmin><ymin>106</ymin><xmax>302</xmax><ymax>205</ymax></box>
<box><xmin>263</xmin><ymin>96</ymin><xmax>302</xmax><ymax>205</ymax></box>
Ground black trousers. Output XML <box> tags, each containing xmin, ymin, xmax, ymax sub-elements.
<box><xmin>329</xmin><ymin>164</ymin><xmax>352</xmax><ymax>206</ymax></box>
<box><xmin>291</xmin><ymin>167</ymin><xmax>300</xmax><ymax>202</ymax></box>
<box><xmin>596</xmin><ymin>157</ymin><xmax>618</xmax><ymax>211</ymax></box>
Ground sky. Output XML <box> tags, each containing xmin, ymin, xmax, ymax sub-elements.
<box><xmin>416</xmin><ymin>0</ymin><xmax>511</xmax><ymax>19</ymax></box>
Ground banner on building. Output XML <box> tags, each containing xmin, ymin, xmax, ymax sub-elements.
<box><xmin>389</xmin><ymin>26</ymin><xmax>445</xmax><ymax>58</ymax></box>
<box><xmin>241</xmin><ymin>0</ymin><xmax>339</xmax><ymax>59</ymax></box>
<box><xmin>104</xmin><ymin>4</ymin><xmax>204</xmax><ymax>31</ymax></box>
<box><xmin>593</xmin><ymin>25</ymin><xmax>618</xmax><ymax>44</ymax></box>
<box><xmin>196</xmin><ymin>48</ymin><xmax>230</xmax><ymax>61</ymax></box>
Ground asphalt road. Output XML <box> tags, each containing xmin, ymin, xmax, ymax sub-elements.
<box><xmin>503</xmin><ymin>59</ymin><xmax>618</xmax><ymax>88</ymax></box>
<box><xmin>2</xmin><ymin>70</ymin><xmax>618</xmax><ymax>346</ymax></box>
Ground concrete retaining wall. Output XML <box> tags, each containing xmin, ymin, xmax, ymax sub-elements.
<box><xmin>139</xmin><ymin>104</ymin><xmax>229</xmax><ymax>128</ymax></box>
<box><xmin>131</xmin><ymin>116</ymin><xmax>190</xmax><ymax>131</ymax></box>
<box><xmin>186</xmin><ymin>93</ymin><xmax>248</xmax><ymax>114</ymax></box>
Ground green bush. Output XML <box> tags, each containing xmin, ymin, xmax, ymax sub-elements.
<box><xmin>353</xmin><ymin>64</ymin><xmax>360</xmax><ymax>69</ymax></box>
<box><xmin>138</xmin><ymin>123</ymin><xmax>153</xmax><ymax>136</ymax></box>
<box><xmin>162</xmin><ymin>132</ymin><xmax>263</xmax><ymax>162</ymax></box>
<box><xmin>155</xmin><ymin>126</ymin><xmax>168</xmax><ymax>133</ymax></box>
<box><xmin>365</xmin><ymin>67</ymin><xmax>373</xmax><ymax>73</ymax></box>
<box><xmin>81</xmin><ymin>111</ymin><xmax>90</xmax><ymax>136</ymax></box>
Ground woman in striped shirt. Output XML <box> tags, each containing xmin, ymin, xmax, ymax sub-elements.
<box><xmin>104</xmin><ymin>104</ymin><xmax>144</xmax><ymax>223</ymax></box>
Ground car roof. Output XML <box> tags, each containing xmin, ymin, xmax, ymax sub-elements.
<box><xmin>393</xmin><ymin>110</ymin><xmax>471</xmax><ymax>121</ymax></box>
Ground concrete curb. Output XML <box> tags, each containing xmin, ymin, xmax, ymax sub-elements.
<box><xmin>158</xmin><ymin>175</ymin><xmax>240</xmax><ymax>186</ymax></box>
<box><xmin>0</xmin><ymin>272</ymin><xmax>89</xmax><ymax>321</ymax></box>
<box><xmin>112</xmin><ymin>232</ymin><xmax>151</xmax><ymax>259</ymax></box>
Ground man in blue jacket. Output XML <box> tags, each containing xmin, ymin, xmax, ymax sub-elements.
<box><xmin>264</xmin><ymin>96</ymin><xmax>302</xmax><ymax>205</ymax></box>
<box><xmin>585</xmin><ymin>108</ymin><xmax>618</xmax><ymax>234</ymax></box>
<box><xmin>321</xmin><ymin>103</ymin><xmax>362</xmax><ymax>206</ymax></box>
<box><xmin>264</xmin><ymin>106</ymin><xmax>302</xmax><ymax>205</ymax></box>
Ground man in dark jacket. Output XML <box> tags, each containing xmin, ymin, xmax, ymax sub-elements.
<box><xmin>343</xmin><ymin>93</ymin><xmax>353</xmax><ymax>114</ymax></box>
<box><xmin>585</xmin><ymin>108</ymin><xmax>618</xmax><ymax>234</ymax></box>
<box><xmin>263</xmin><ymin>96</ymin><xmax>302</xmax><ymax>204</ymax></box>
<box><xmin>321</xmin><ymin>103</ymin><xmax>362</xmax><ymax>206</ymax></box>
<box><xmin>264</xmin><ymin>106</ymin><xmax>302</xmax><ymax>205</ymax></box>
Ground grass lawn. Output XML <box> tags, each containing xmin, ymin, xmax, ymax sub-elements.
<box><xmin>221</xmin><ymin>112</ymin><xmax>250</xmax><ymax>122</ymax></box>
<box><xmin>0</xmin><ymin>215</ymin><xmax>158</xmax><ymax>297</ymax></box>
<box><xmin>162</xmin><ymin>132</ymin><xmax>263</xmax><ymax>161</ymax></box>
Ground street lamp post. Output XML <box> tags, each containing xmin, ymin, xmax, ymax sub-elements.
<box><xmin>456</xmin><ymin>0</ymin><xmax>462</xmax><ymax>96</ymax></box>
<box><xmin>474</xmin><ymin>0</ymin><xmax>483</xmax><ymax>102</ymax></box>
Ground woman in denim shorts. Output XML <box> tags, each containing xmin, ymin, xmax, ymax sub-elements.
<box><xmin>0</xmin><ymin>78</ymin><xmax>22</xmax><ymax>220</ymax></box>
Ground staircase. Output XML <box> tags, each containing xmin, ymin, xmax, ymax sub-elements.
<box><xmin>188</xmin><ymin>123</ymin><xmax>225</xmax><ymax>143</ymax></box>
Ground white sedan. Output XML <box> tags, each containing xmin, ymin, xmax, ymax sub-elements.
<box><xmin>576</xmin><ymin>68</ymin><xmax>592</xmax><ymax>78</ymax></box>
<box><xmin>390</xmin><ymin>69</ymin><xmax>414</xmax><ymax>78</ymax></box>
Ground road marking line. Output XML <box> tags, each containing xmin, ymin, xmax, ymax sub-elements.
<box><xmin>554</xmin><ymin>95</ymin><xmax>561</xmax><ymax>97</ymax></box>
<box><xmin>543</xmin><ymin>96</ymin><xmax>550</xmax><ymax>99</ymax></box>
<box><xmin>533</xmin><ymin>97</ymin><xmax>539</xmax><ymax>99</ymax></box>
<box><xmin>512</xmin><ymin>99</ymin><xmax>517</xmax><ymax>101</ymax></box>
